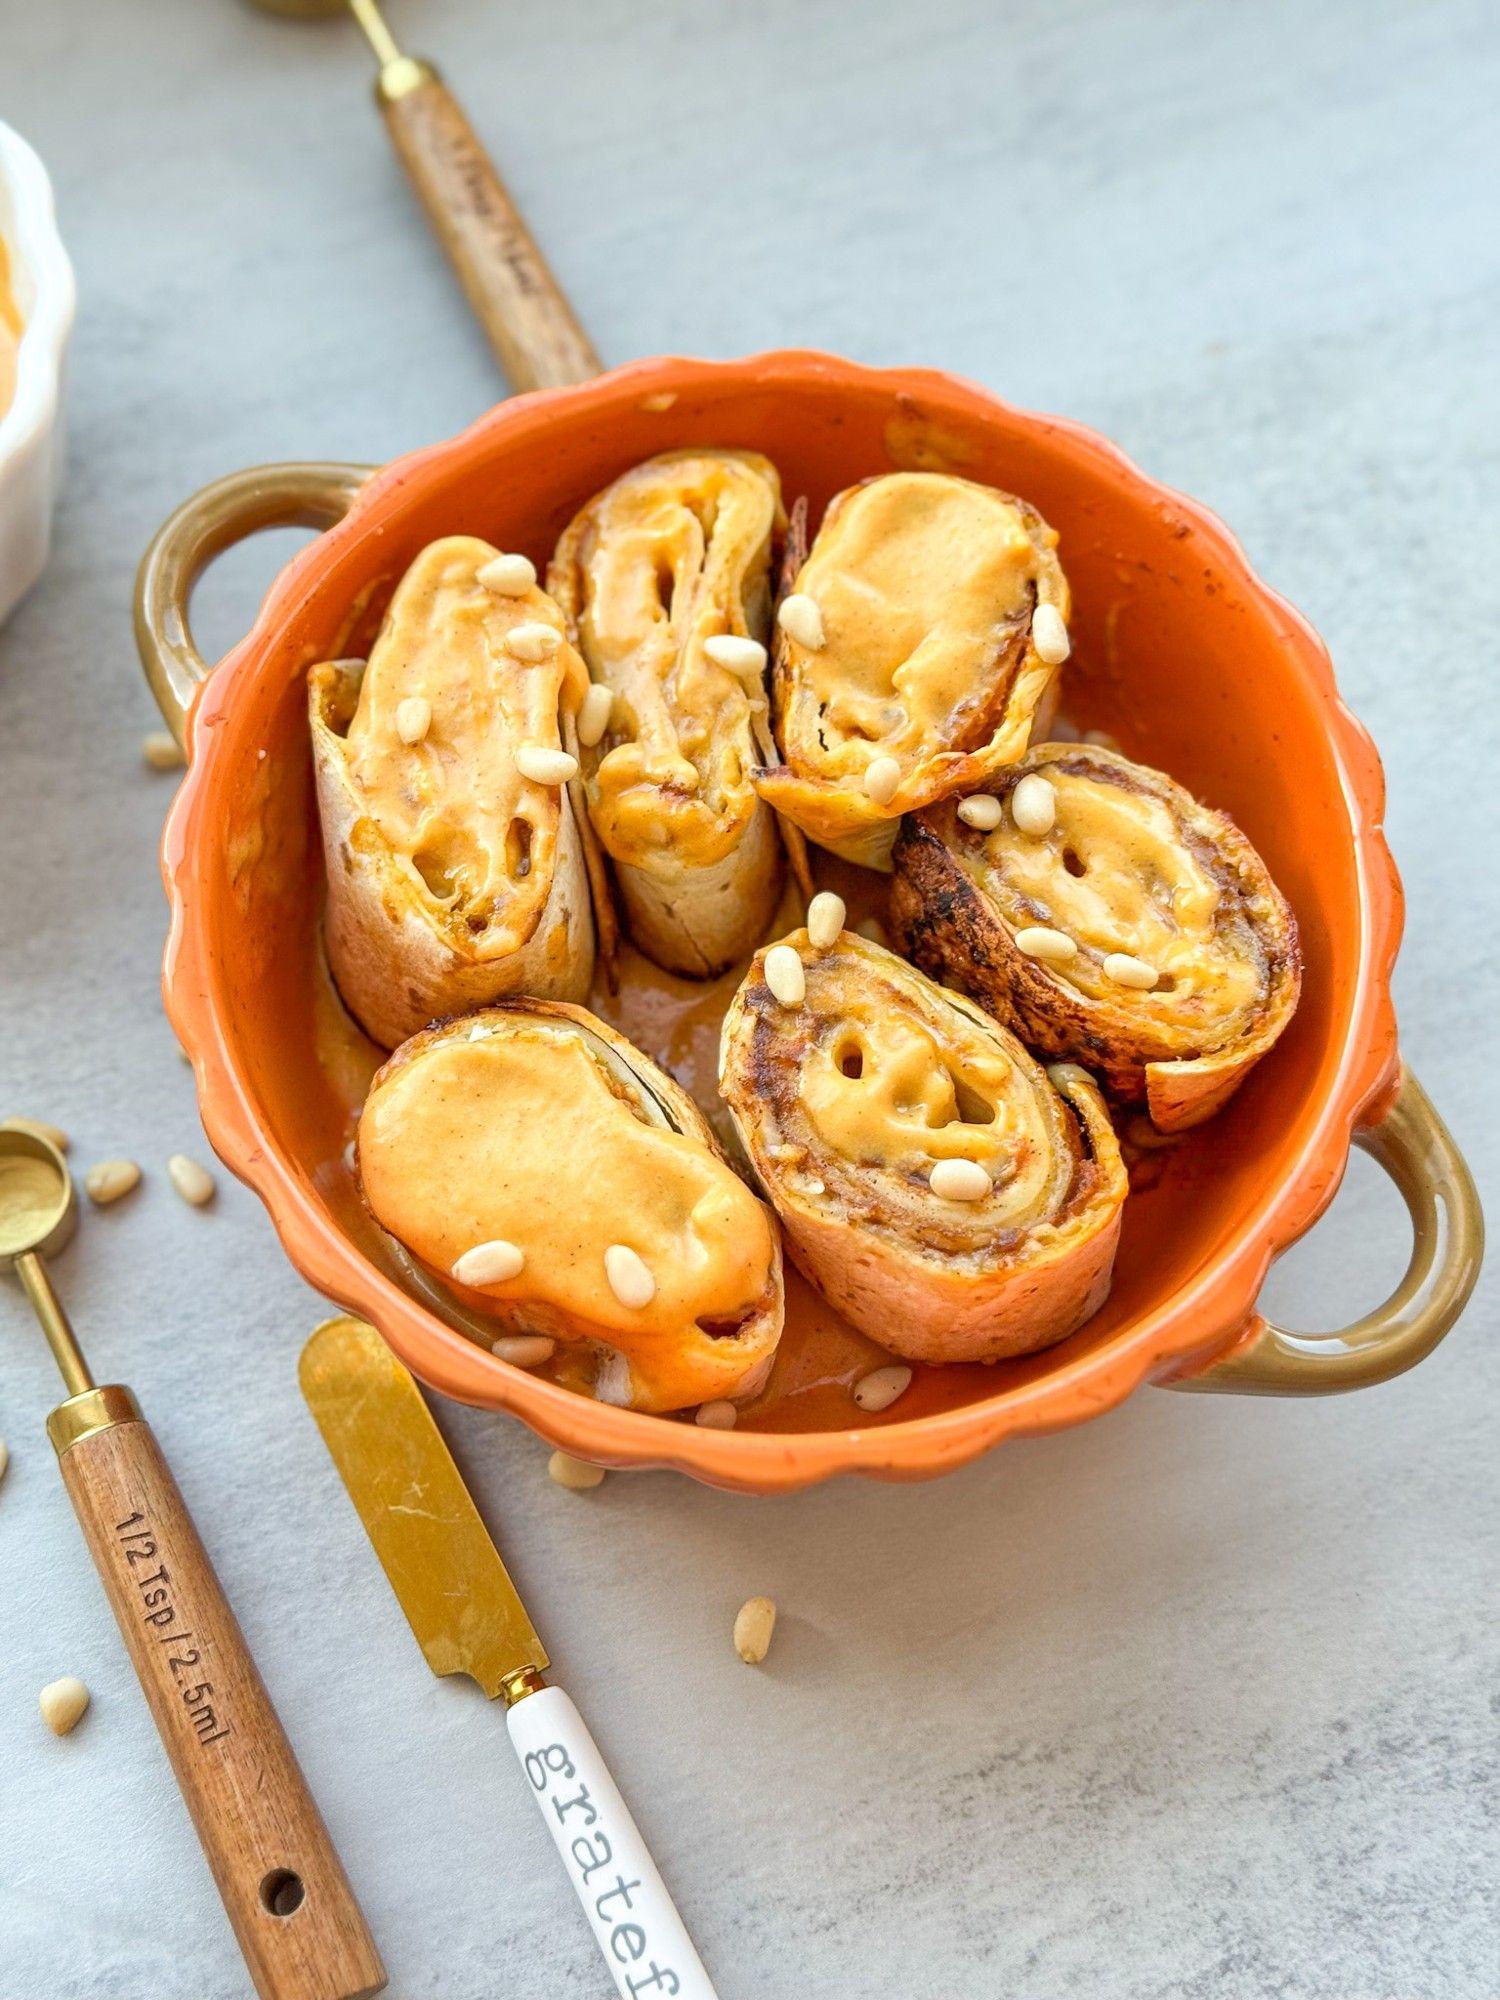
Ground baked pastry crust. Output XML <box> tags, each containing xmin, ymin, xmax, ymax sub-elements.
<box><xmin>891</xmin><ymin>743</ymin><xmax>1301</xmax><ymax>1130</ymax></box>
<box><xmin>548</xmin><ymin>450</ymin><xmax>788</xmax><ymax>977</ymax></box>
<box><xmin>753</xmin><ymin>472</ymin><xmax>1070</xmax><ymax>870</ymax></box>
<box><xmin>357</xmin><ymin>1002</ymin><xmax>785</xmax><ymax>1413</ymax></box>
<box><xmin>310</xmin><ymin>536</ymin><xmax>594</xmax><ymax>1048</ymax></box>
<box><xmin>718</xmin><ymin>932</ymin><xmax>1124</xmax><ymax>1364</ymax></box>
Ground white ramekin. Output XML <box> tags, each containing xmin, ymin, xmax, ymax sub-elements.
<box><xmin>0</xmin><ymin>119</ymin><xmax>75</xmax><ymax>629</ymax></box>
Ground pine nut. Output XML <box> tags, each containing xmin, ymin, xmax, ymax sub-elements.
<box><xmin>1015</xmin><ymin>926</ymin><xmax>1078</xmax><ymax>963</ymax></box>
<box><xmin>576</xmin><ymin>682</ymin><xmax>614</xmax><ymax>747</ymax></box>
<box><xmin>605</xmin><ymin>1244</ymin><xmax>657</xmax><ymax>1309</ymax></box>
<box><xmin>85</xmin><ymin>1159</ymin><xmax>141</xmax><ymax>1207</ymax></box>
<box><xmin>957</xmin><ymin>793</ymin><xmax>1002</xmax><ymax>831</ymax></box>
<box><xmin>395</xmin><ymin>696</ymin><xmax>431</xmax><ymax>745</ymax></box>
<box><xmin>733</xmin><ymin>1595</ymin><xmax>777</xmax><ymax>1665</ymax></box>
<box><xmin>142</xmin><ymin>730</ymin><xmax>185</xmax><ymax>771</ymax></box>
<box><xmin>477</xmin><ymin>553</ymin><xmax>536</xmax><ymax>596</ymax></box>
<box><xmin>515</xmin><ymin>745</ymin><xmax>578</xmax><ymax>786</ymax></box>
<box><xmin>3</xmin><ymin>1117</ymin><xmax>68</xmax><ymax>1152</ymax></box>
<box><xmin>491</xmin><ymin>1333</ymin><xmax>555</xmax><ymax>1367</ymax></box>
<box><xmin>1084</xmin><ymin>728</ymin><xmax>1120</xmax><ymax>750</ymax></box>
<box><xmin>806</xmin><ymin>891</ymin><xmax>846</xmax><ymax>951</ymax></box>
<box><xmin>39</xmin><ymin>1677</ymin><xmax>90</xmax><ymax>1736</ymax></box>
<box><xmin>1103</xmin><ymin>951</ymin><xmax>1158</xmax><ymax>990</ymax></box>
<box><xmin>1011</xmin><ymin>773</ymin><xmax>1056</xmax><ymax>835</ymax></box>
<box><xmin>863</xmin><ymin>755</ymin><xmax>901</xmax><ymax>806</ymax></box>
<box><xmin>929</xmin><ymin>1158</ymin><xmax>990</xmax><ymax>1202</ymax></box>
<box><xmin>777</xmin><ymin>593</ymin><xmax>825</xmax><ymax>650</ymax></box>
<box><xmin>0</xmin><ymin>1438</ymin><xmax>8</xmax><ymax>1484</ymax></box>
<box><xmin>505</xmin><ymin>622</ymin><xmax>561</xmax><ymax>662</ymax></box>
<box><xmin>855</xmin><ymin>916</ymin><xmax>889</xmax><ymax>948</ymax></box>
<box><xmin>1046</xmin><ymin>1062</ymin><xmax>1093</xmax><ymax>1097</ymax></box>
<box><xmin>695</xmin><ymin>1400</ymin><xmax>738</xmax><ymax>1430</ymax></box>
<box><xmin>1032</xmin><ymin>602</ymin><xmax>1071</xmax><ymax>665</ymax></box>
<box><xmin>853</xmin><ymin>1364</ymin><xmax>913</xmax><ymax>1413</ymax></box>
<box><xmin>548</xmin><ymin>1450</ymin><xmax>606</xmax><ymax>1491</ymax></box>
<box><xmin>455</xmin><ymin>1239</ymin><xmax>525</xmax><ymax>1286</ymax></box>
<box><xmin>704</xmin><ymin>635</ymin><xmax>767</xmax><ymax>677</ymax></box>
<box><xmin>167</xmin><ymin>1154</ymin><xmax>214</xmax><ymax>1206</ymax></box>
<box><xmin>763</xmin><ymin>944</ymin><xmax>806</xmax><ymax>1007</ymax></box>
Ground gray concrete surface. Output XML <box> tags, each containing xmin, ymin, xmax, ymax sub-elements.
<box><xmin>1</xmin><ymin>2</ymin><xmax>1495</xmax><ymax>1995</ymax></box>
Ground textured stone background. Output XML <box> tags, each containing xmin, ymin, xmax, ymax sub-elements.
<box><xmin>1</xmin><ymin>2</ymin><xmax>1495</xmax><ymax>1995</ymax></box>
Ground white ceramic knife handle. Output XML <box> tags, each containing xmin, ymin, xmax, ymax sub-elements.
<box><xmin>507</xmin><ymin>1685</ymin><xmax>719</xmax><ymax>2000</ymax></box>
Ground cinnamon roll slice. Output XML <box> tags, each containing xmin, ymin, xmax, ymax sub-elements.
<box><xmin>718</xmin><ymin>932</ymin><xmax>1124</xmax><ymax>1365</ymax></box>
<box><xmin>310</xmin><ymin>536</ymin><xmax>595</xmax><ymax>1049</ymax></box>
<box><xmin>548</xmin><ymin>449</ymin><xmax>788</xmax><ymax>978</ymax></box>
<box><xmin>357</xmin><ymin>1003</ymin><xmax>784</xmax><ymax>1414</ymax></box>
<box><xmin>890</xmin><ymin>744</ymin><xmax>1301</xmax><ymax>1131</ymax></box>
<box><xmin>753</xmin><ymin>472</ymin><xmax>1070</xmax><ymax>871</ymax></box>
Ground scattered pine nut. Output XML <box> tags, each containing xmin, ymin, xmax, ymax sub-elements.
<box><xmin>704</xmin><ymin>634</ymin><xmax>768</xmax><ymax>677</ymax></box>
<box><xmin>166</xmin><ymin>1154</ymin><xmax>214</xmax><ymax>1207</ymax></box>
<box><xmin>0</xmin><ymin>1438</ymin><xmax>8</xmax><ymax>1485</ymax></box>
<box><xmin>855</xmin><ymin>916</ymin><xmax>889</xmax><ymax>948</ymax></box>
<box><xmin>504</xmin><ymin>622</ymin><xmax>562</xmax><ymax>662</ymax></box>
<box><xmin>763</xmin><ymin>944</ymin><xmax>806</xmax><ymax>1007</ymax></box>
<box><xmin>84</xmin><ymin>1160</ymin><xmax>142</xmax><ymax>1207</ymax></box>
<box><xmin>605</xmin><ymin>1244</ymin><xmax>657</xmax><ymax>1310</ymax></box>
<box><xmin>733</xmin><ymin>1595</ymin><xmax>777</xmax><ymax>1665</ymax></box>
<box><xmin>853</xmin><ymin>1364</ymin><xmax>913</xmax><ymax>1413</ymax></box>
<box><xmin>695</xmin><ymin>1400</ymin><xmax>738</xmax><ymax>1430</ymax></box>
<box><xmin>1015</xmin><ymin>926</ymin><xmax>1078</xmax><ymax>963</ymax></box>
<box><xmin>3</xmin><ymin>1117</ymin><xmax>68</xmax><ymax>1152</ymax></box>
<box><xmin>957</xmin><ymin>794</ymin><xmax>1002</xmax><ymax>831</ymax></box>
<box><xmin>929</xmin><ymin>1158</ymin><xmax>990</xmax><ymax>1202</ymax></box>
<box><xmin>491</xmin><ymin>1333</ymin><xmax>555</xmax><ymax>1367</ymax></box>
<box><xmin>395</xmin><ymin>696</ymin><xmax>431</xmax><ymax>745</ymax></box>
<box><xmin>548</xmin><ymin>1450</ymin><xmax>606</xmax><ymax>1492</ymax></box>
<box><xmin>39</xmin><ymin>1677</ymin><xmax>90</xmax><ymax>1737</ymax></box>
<box><xmin>577</xmin><ymin>682</ymin><xmax>615</xmax><ymax>748</ymax></box>
<box><xmin>455</xmin><ymin>1239</ymin><xmax>526</xmax><ymax>1286</ymax></box>
<box><xmin>515</xmin><ymin>745</ymin><xmax>578</xmax><ymax>786</ymax></box>
<box><xmin>1031</xmin><ymin>602</ymin><xmax>1071</xmax><ymax>665</ymax></box>
<box><xmin>777</xmin><ymin>593</ymin><xmax>825</xmax><ymax>650</ymax></box>
<box><xmin>1011</xmin><ymin>773</ymin><xmax>1057</xmax><ymax>836</ymax></box>
<box><xmin>477</xmin><ymin>553</ymin><xmax>536</xmax><ymax>596</ymax></box>
<box><xmin>806</xmin><ymin>892</ymin><xmax>846</xmax><ymax>951</ymax></box>
<box><xmin>862</xmin><ymin>755</ymin><xmax>901</xmax><ymax>806</ymax></box>
<box><xmin>1103</xmin><ymin>951</ymin><xmax>1158</xmax><ymax>990</ymax></box>
<box><xmin>142</xmin><ymin>730</ymin><xmax>185</xmax><ymax>771</ymax></box>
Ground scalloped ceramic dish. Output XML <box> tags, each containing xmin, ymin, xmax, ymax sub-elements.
<box><xmin>0</xmin><ymin>119</ymin><xmax>75</xmax><ymax>631</ymax></box>
<box><xmin>137</xmin><ymin>352</ymin><xmax>1482</xmax><ymax>1492</ymax></box>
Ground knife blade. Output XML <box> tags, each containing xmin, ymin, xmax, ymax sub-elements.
<box><xmin>299</xmin><ymin>1317</ymin><xmax>720</xmax><ymax>2000</ymax></box>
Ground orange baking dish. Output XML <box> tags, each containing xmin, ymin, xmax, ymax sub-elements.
<box><xmin>136</xmin><ymin>351</ymin><xmax>1482</xmax><ymax>1492</ymax></box>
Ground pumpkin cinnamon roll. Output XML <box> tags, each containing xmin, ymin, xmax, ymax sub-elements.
<box><xmin>753</xmin><ymin>472</ymin><xmax>1071</xmax><ymax>870</ymax></box>
<box><xmin>718</xmin><ymin>932</ymin><xmax>1124</xmax><ymax>1365</ymax></box>
<box><xmin>890</xmin><ymin>744</ymin><xmax>1301</xmax><ymax>1131</ymax></box>
<box><xmin>310</xmin><ymin>536</ymin><xmax>595</xmax><ymax>1049</ymax></box>
<box><xmin>357</xmin><ymin>1003</ymin><xmax>784</xmax><ymax>1414</ymax></box>
<box><xmin>547</xmin><ymin>449</ymin><xmax>788</xmax><ymax>977</ymax></box>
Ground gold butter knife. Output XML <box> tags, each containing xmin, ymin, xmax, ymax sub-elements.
<box><xmin>299</xmin><ymin>1317</ymin><xmax>719</xmax><ymax>2000</ymax></box>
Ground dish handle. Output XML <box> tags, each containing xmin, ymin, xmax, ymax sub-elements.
<box><xmin>1165</xmin><ymin>1068</ymin><xmax>1483</xmax><ymax>1394</ymax></box>
<box><xmin>134</xmin><ymin>460</ymin><xmax>372</xmax><ymax>747</ymax></box>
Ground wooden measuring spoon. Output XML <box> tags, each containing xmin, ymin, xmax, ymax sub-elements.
<box><xmin>0</xmin><ymin>1125</ymin><xmax>386</xmax><ymax>2000</ymax></box>
<box><xmin>252</xmin><ymin>0</ymin><xmax>600</xmax><ymax>392</ymax></box>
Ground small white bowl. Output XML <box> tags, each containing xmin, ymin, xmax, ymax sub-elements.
<box><xmin>0</xmin><ymin>119</ymin><xmax>75</xmax><ymax>630</ymax></box>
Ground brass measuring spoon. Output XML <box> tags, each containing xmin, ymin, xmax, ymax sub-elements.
<box><xmin>0</xmin><ymin>1126</ymin><xmax>385</xmax><ymax>2000</ymax></box>
<box><xmin>248</xmin><ymin>0</ymin><xmax>599</xmax><ymax>393</ymax></box>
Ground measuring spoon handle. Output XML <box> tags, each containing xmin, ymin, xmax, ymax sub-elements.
<box><xmin>50</xmin><ymin>1387</ymin><xmax>387</xmax><ymax>2000</ymax></box>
